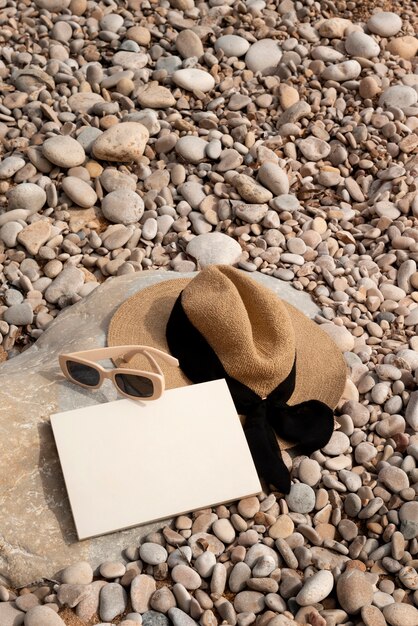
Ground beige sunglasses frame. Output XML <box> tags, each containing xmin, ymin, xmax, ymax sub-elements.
<box><xmin>59</xmin><ymin>345</ymin><xmax>179</xmax><ymax>401</ymax></box>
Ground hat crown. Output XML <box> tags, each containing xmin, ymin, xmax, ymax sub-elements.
<box><xmin>182</xmin><ymin>265</ymin><xmax>296</xmax><ymax>398</ymax></box>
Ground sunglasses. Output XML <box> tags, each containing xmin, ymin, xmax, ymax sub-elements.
<box><xmin>59</xmin><ymin>345</ymin><xmax>179</xmax><ymax>401</ymax></box>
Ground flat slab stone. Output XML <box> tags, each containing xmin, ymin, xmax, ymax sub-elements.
<box><xmin>0</xmin><ymin>270</ymin><xmax>318</xmax><ymax>587</ymax></box>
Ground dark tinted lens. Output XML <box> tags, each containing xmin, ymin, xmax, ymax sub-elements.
<box><xmin>115</xmin><ymin>373</ymin><xmax>154</xmax><ymax>398</ymax></box>
<box><xmin>66</xmin><ymin>361</ymin><xmax>100</xmax><ymax>386</ymax></box>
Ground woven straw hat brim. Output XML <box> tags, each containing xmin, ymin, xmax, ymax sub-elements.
<box><xmin>107</xmin><ymin>278</ymin><xmax>347</xmax><ymax>450</ymax></box>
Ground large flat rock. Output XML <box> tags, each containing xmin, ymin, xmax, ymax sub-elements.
<box><xmin>0</xmin><ymin>270</ymin><xmax>318</xmax><ymax>587</ymax></box>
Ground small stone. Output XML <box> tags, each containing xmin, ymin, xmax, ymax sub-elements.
<box><xmin>234</xmin><ymin>592</ymin><xmax>265</xmax><ymax>614</ymax></box>
<box><xmin>298</xmin><ymin>137</ymin><xmax>331</xmax><ymax>161</ymax></box>
<box><xmin>17</xmin><ymin>221</ymin><xmax>52</xmax><ymax>256</ymax></box>
<box><xmin>212</xmin><ymin>519</ymin><xmax>235</xmax><ymax>544</ymax></box>
<box><xmin>7</xmin><ymin>183</ymin><xmax>46</xmax><ymax>214</ymax></box>
<box><xmin>44</xmin><ymin>267</ymin><xmax>84</xmax><ymax>305</ymax></box>
<box><xmin>286</xmin><ymin>484</ymin><xmax>316</xmax><ymax>514</ymax></box>
<box><xmin>142</xmin><ymin>610</ymin><xmax>170</xmax><ymax>626</ymax></box>
<box><xmin>42</xmin><ymin>136</ymin><xmax>86</xmax><ymax>168</ymax></box>
<box><xmin>379</xmin><ymin>466</ymin><xmax>409</xmax><ymax>493</ymax></box>
<box><xmin>140</xmin><ymin>543</ymin><xmax>168</xmax><ymax>565</ymax></box>
<box><xmin>0</xmin><ymin>602</ymin><xmax>24</xmax><ymax>626</ymax></box>
<box><xmin>0</xmin><ymin>156</ymin><xmax>25</xmax><ymax>179</ymax></box>
<box><xmin>176</xmin><ymin>30</ymin><xmax>204</xmax><ymax>59</ymax></box>
<box><xmin>100</xmin><ymin>169</ymin><xmax>137</xmax><ymax>193</ymax></box>
<box><xmin>257</xmin><ymin>162</ymin><xmax>289</xmax><ymax>195</ymax></box>
<box><xmin>100</xmin><ymin>583</ymin><xmax>127</xmax><ymax>622</ymax></box>
<box><xmin>194</xmin><ymin>551</ymin><xmax>216</xmax><ymax>578</ymax></box>
<box><xmin>168</xmin><ymin>607</ymin><xmax>199</xmax><ymax>626</ymax></box>
<box><xmin>93</xmin><ymin>122</ymin><xmax>149</xmax><ymax>162</ymax></box>
<box><xmin>387</xmin><ymin>36</ymin><xmax>418</xmax><ymax>60</ymax></box>
<box><xmin>171</xmin><ymin>565</ymin><xmax>201</xmax><ymax>590</ymax></box>
<box><xmin>379</xmin><ymin>86</ymin><xmax>418</xmax><ymax>110</ymax></box>
<box><xmin>383</xmin><ymin>602</ymin><xmax>418</xmax><ymax>626</ymax></box>
<box><xmin>112</xmin><ymin>51</ymin><xmax>148</xmax><ymax>70</ymax></box>
<box><xmin>367</xmin><ymin>12</ymin><xmax>403</xmax><ymax>37</ymax></box>
<box><xmin>229</xmin><ymin>562</ymin><xmax>252</xmax><ymax>593</ymax></box>
<box><xmin>245</xmin><ymin>39</ymin><xmax>282</xmax><ymax>75</ymax></box>
<box><xmin>345</xmin><ymin>32</ymin><xmax>380</xmax><ymax>59</ymax></box>
<box><xmin>172</xmin><ymin>69</ymin><xmax>215</xmax><ymax>93</ymax></box>
<box><xmin>233</xmin><ymin>174</ymin><xmax>273</xmax><ymax>203</ymax></box>
<box><xmin>298</xmin><ymin>459</ymin><xmax>321</xmax><ymax>486</ymax></box>
<box><xmin>131</xmin><ymin>575</ymin><xmax>156</xmax><ymax>614</ymax></box>
<box><xmin>322</xmin><ymin>431</ymin><xmax>350</xmax><ymax>456</ymax></box>
<box><xmin>361</xmin><ymin>605</ymin><xmax>386</xmax><ymax>626</ymax></box>
<box><xmin>150</xmin><ymin>587</ymin><xmax>176</xmax><ymax>613</ymax></box>
<box><xmin>137</xmin><ymin>83</ymin><xmax>176</xmax><ymax>109</ymax></box>
<box><xmin>215</xmin><ymin>35</ymin><xmax>250</xmax><ymax>58</ymax></box>
<box><xmin>295</xmin><ymin>570</ymin><xmax>334</xmax><ymax>606</ymax></box>
<box><xmin>25</xmin><ymin>605</ymin><xmax>66</xmax><ymax>626</ymax></box>
<box><xmin>237</xmin><ymin>496</ymin><xmax>260</xmax><ymax>518</ymax></box>
<box><xmin>268</xmin><ymin>515</ymin><xmax>294</xmax><ymax>539</ymax></box>
<box><xmin>100</xmin><ymin>562</ymin><xmax>127</xmax><ymax>579</ymax></box>
<box><xmin>398</xmin><ymin>566</ymin><xmax>418</xmax><ymax>590</ymax></box>
<box><xmin>235</xmin><ymin>203</ymin><xmax>268</xmax><ymax>224</ymax></box>
<box><xmin>321</xmin><ymin>60</ymin><xmax>361</xmax><ymax>82</ymax></box>
<box><xmin>186</xmin><ymin>232</ymin><xmax>242</xmax><ymax>267</ymax></box>
<box><xmin>62</xmin><ymin>177</ymin><xmax>97</xmax><ymax>208</ymax></box>
<box><xmin>101</xmin><ymin>190</ymin><xmax>144</xmax><ymax>225</ymax></box>
<box><xmin>336</xmin><ymin>569</ymin><xmax>373</xmax><ymax>615</ymax></box>
<box><xmin>175</xmin><ymin>137</ymin><xmax>207</xmax><ymax>164</ymax></box>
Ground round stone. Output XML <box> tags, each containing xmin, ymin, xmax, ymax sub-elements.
<box><xmin>383</xmin><ymin>602</ymin><xmax>418</xmax><ymax>626</ymax></box>
<box><xmin>0</xmin><ymin>156</ymin><xmax>25</xmax><ymax>179</ymax></box>
<box><xmin>175</xmin><ymin>136</ymin><xmax>207</xmax><ymax>164</ymax></box>
<box><xmin>186</xmin><ymin>232</ymin><xmax>242</xmax><ymax>267</ymax></box>
<box><xmin>61</xmin><ymin>561</ymin><xmax>93</xmax><ymax>584</ymax></box>
<box><xmin>150</xmin><ymin>587</ymin><xmax>176</xmax><ymax>613</ymax></box>
<box><xmin>172</xmin><ymin>69</ymin><xmax>215</xmax><ymax>93</ymax></box>
<box><xmin>139</xmin><ymin>543</ymin><xmax>168</xmax><ymax>565</ymax></box>
<box><xmin>100</xmin><ymin>169</ymin><xmax>137</xmax><ymax>193</ymax></box>
<box><xmin>321</xmin><ymin>60</ymin><xmax>362</xmax><ymax>82</ymax></box>
<box><xmin>7</xmin><ymin>183</ymin><xmax>46</xmax><ymax>214</ymax></box>
<box><xmin>93</xmin><ymin>122</ymin><xmax>149</xmax><ymax>162</ymax></box>
<box><xmin>99</xmin><ymin>561</ymin><xmax>126</xmax><ymax>579</ymax></box>
<box><xmin>367</xmin><ymin>12</ymin><xmax>403</xmax><ymax>37</ymax></box>
<box><xmin>234</xmin><ymin>591</ymin><xmax>265</xmax><ymax>614</ymax></box>
<box><xmin>245</xmin><ymin>39</ymin><xmax>282</xmax><ymax>75</ymax></box>
<box><xmin>268</xmin><ymin>515</ymin><xmax>294</xmax><ymax>539</ymax></box>
<box><xmin>336</xmin><ymin>569</ymin><xmax>373</xmax><ymax>615</ymax></box>
<box><xmin>257</xmin><ymin>162</ymin><xmax>289</xmax><ymax>195</ymax></box>
<box><xmin>379</xmin><ymin>465</ymin><xmax>409</xmax><ymax>493</ymax></box>
<box><xmin>101</xmin><ymin>189</ymin><xmax>144</xmax><ymax>224</ymax></box>
<box><xmin>212</xmin><ymin>519</ymin><xmax>235</xmax><ymax>544</ymax></box>
<box><xmin>298</xmin><ymin>459</ymin><xmax>321</xmax><ymax>486</ymax></box>
<box><xmin>142</xmin><ymin>610</ymin><xmax>170</xmax><ymax>626</ymax></box>
<box><xmin>320</xmin><ymin>323</ymin><xmax>354</xmax><ymax>352</ymax></box>
<box><xmin>25</xmin><ymin>605</ymin><xmax>66</xmax><ymax>626</ymax></box>
<box><xmin>175</xmin><ymin>29</ymin><xmax>204</xmax><ymax>59</ymax></box>
<box><xmin>286</xmin><ymin>484</ymin><xmax>315</xmax><ymax>514</ymax></box>
<box><xmin>194</xmin><ymin>550</ymin><xmax>216</xmax><ymax>578</ymax></box>
<box><xmin>237</xmin><ymin>496</ymin><xmax>260</xmax><ymax>518</ymax></box>
<box><xmin>215</xmin><ymin>35</ymin><xmax>250</xmax><ymax>57</ymax></box>
<box><xmin>295</xmin><ymin>570</ymin><xmax>334</xmax><ymax>606</ymax></box>
<box><xmin>298</xmin><ymin>137</ymin><xmax>331</xmax><ymax>161</ymax></box>
<box><xmin>42</xmin><ymin>136</ymin><xmax>86</xmax><ymax>168</ymax></box>
<box><xmin>379</xmin><ymin>86</ymin><xmax>418</xmax><ymax>110</ymax></box>
<box><xmin>345</xmin><ymin>31</ymin><xmax>380</xmax><ymax>59</ymax></box>
<box><xmin>322</xmin><ymin>431</ymin><xmax>350</xmax><ymax>456</ymax></box>
<box><xmin>100</xmin><ymin>582</ymin><xmax>127</xmax><ymax>622</ymax></box>
<box><xmin>171</xmin><ymin>565</ymin><xmax>201</xmax><ymax>590</ymax></box>
<box><xmin>3</xmin><ymin>303</ymin><xmax>33</xmax><ymax>326</ymax></box>
<box><xmin>62</xmin><ymin>177</ymin><xmax>97</xmax><ymax>208</ymax></box>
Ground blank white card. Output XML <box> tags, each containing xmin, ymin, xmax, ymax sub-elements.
<box><xmin>51</xmin><ymin>379</ymin><xmax>262</xmax><ymax>540</ymax></box>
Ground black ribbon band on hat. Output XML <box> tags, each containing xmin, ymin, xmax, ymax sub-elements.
<box><xmin>166</xmin><ymin>292</ymin><xmax>334</xmax><ymax>494</ymax></box>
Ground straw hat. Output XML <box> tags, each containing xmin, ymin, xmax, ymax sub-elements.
<box><xmin>108</xmin><ymin>265</ymin><xmax>347</xmax><ymax>493</ymax></box>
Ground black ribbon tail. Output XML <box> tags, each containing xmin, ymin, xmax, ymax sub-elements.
<box><xmin>268</xmin><ymin>399</ymin><xmax>335</xmax><ymax>456</ymax></box>
<box><xmin>244</xmin><ymin>409</ymin><xmax>291</xmax><ymax>495</ymax></box>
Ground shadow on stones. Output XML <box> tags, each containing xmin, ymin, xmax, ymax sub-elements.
<box><xmin>37</xmin><ymin>421</ymin><xmax>79</xmax><ymax>546</ymax></box>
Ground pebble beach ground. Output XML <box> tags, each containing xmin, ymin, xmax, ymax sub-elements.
<box><xmin>1</xmin><ymin>0</ymin><xmax>418</xmax><ymax>625</ymax></box>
